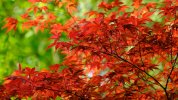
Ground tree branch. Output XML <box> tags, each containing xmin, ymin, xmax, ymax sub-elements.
<box><xmin>165</xmin><ymin>53</ymin><xmax>178</xmax><ymax>89</ymax></box>
<box><xmin>101</xmin><ymin>51</ymin><xmax>166</xmax><ymax>91</ymax></box>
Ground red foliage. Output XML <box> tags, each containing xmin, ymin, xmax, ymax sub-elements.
<box><xmin>1</xmin><ymin>0</ymin><xmax>178</xmax><ymax>99</ymax></box>
<box><xmin>3</xmin><ymin>17</ymin><xmax>18</xmax><ymax>32</ymax></box>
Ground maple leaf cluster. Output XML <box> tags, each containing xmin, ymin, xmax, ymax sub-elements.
<box><xmin>1</xmin><ymin>0</ymin><xmax>178</xmax><ymax>99</ymax></box>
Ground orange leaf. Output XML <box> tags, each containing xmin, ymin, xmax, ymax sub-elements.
<box><xmin>50</xmin><ymin>64</ymin><xmax>60</xmax><ymax>72</ymax></box>
<box><xmin>133</xmin><ymin>0</ymin><xmax>142</xmax><ymax>9</ymax></box>
<box><xmin>2</xmin><ymin>17</ymin><xmax>18</xmax><ymax>33</ymax></box>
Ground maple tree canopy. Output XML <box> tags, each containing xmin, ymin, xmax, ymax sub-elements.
<box><xmin>1</xmin><ymin>0</ymin><xmax>178</xmax><ymax>99</ymax></box>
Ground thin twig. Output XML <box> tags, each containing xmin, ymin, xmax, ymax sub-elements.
<box><xmin>101</xmin><ymin>51</ymin><xmax>166</xmax><ymax>91</ymax></box>
<box><xmin>165</xmin><ymin>53</ymin><xmax>178</xmax><ymax>90</ymax></box>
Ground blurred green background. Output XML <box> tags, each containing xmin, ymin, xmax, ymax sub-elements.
<box><xmin>0</xmin><ymin>0</ymin><xmax>64</xmax><ymax>84</ymax></box>
<box><xmin>0</xmin><ymin>0</ymin><xmax>102</xmax><ymax>84</ymax></box>
<box><xmin>0</xmin><ymin>0</ymin><xmax>164</xmax><ymax>84</ymax></box>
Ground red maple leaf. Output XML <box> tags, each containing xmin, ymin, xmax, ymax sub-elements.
<box><xmin>2</xmin><ymin>17</ymin><xmax>18</xmax><ymax>33</ymax></box>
